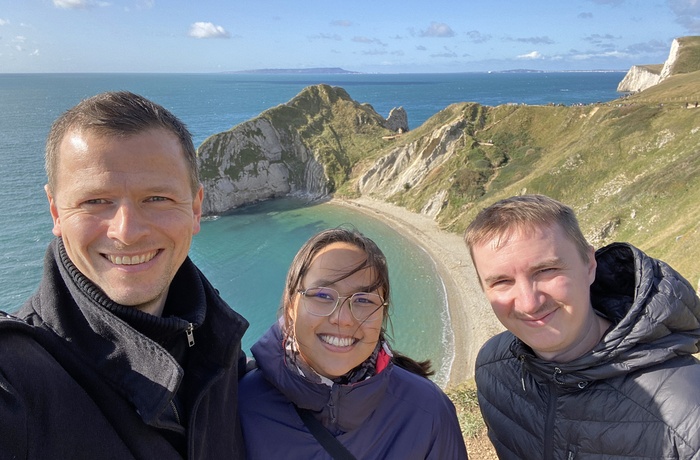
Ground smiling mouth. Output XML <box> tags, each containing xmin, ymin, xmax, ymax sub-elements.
<box><xmin>522</xmin><ymin>309</ymin><xmax>557</xmax><ymax>324</ymax></box>
<box><xmin>106</xmin><ymin>250</ymin><xmax>158</xmax><ymax>266</ymax></box>
<box><xmin>318</xmin><ymin>334</ymin><xmax>357</xmax><ymax>348</ymax></box>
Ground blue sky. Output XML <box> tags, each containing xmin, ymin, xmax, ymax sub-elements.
<box><xmin>1</xmin><ymin>0</ymin><xmax>699</xmax><ymax>73</ymax></box>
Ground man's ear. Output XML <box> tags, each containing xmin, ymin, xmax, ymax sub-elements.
<box><xmin>587</xmin><ymin>245</ymin><xmax>597</xmax><ymax>285</ymax></box>
<box><xmin>45</xmin><ymin>184</ymin><xmax>62</xmax><ymax>237</ymax></box>
<box><xmin>192</xmin><ymin>184</ymin><xmax>204</xmax><ymax>235</ymax></box>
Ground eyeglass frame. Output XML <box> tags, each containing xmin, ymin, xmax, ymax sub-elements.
<box><xmin>297</xmin><ymin>286</ymin><xmax>388</xmax><ymax>322</ymax></box>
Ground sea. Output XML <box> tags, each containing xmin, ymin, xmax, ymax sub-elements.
<box><xmin>0</xmin><ymin>72</ymin><xmax>625</xmax><ymax>385</ymax></box>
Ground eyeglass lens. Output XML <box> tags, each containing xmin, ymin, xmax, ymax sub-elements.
<box><xmin>302</xmin><ymin>287</ymin><xmax>384</xmax><ymax>321</ymax></box>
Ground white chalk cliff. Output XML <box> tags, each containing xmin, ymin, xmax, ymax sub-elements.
<box><xmin>617</xmin><ymin>38</ymin><xmax>682</xmax><ymax>92</ymax></box>
<box><xmin>197</xmin><ymin>84</ymin><xmax>406</xmax><ymax>215</ymax></box>
<box><xmin>198</xmin><ymin>117</ymin><xmax>327</xmax><ymax>215</ymax></box>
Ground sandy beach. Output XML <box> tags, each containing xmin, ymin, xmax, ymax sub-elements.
<box><xmin>330</xmin><ymin>197</ymin><xmax>504</xmax><ymax>387</ymax></box>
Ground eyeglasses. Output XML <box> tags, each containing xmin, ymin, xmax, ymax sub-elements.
<box><xmin>298</xmin><ymin>287</ymin><xmax>387</xmax><ymax>322</ymax></box>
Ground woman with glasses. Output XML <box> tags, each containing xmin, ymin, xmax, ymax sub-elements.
<box><xmin>239</xmin><ymin>227</ymin><xmax>468</xmax><ymax>459</ymax></box>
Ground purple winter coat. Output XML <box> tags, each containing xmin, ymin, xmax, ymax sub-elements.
<box><xmin>239</xmin><ymin>322</ymin><xmax>468</xmax><ymax>459</ymax></box>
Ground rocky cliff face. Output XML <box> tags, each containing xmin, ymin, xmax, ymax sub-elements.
<box><xmin>197</xmin><ymin>84</ymin><xmax>397</xmax><ymax>215</ymax></box>
<box><xmin>384</xmin><ymin>107</ymin><xmax>409</xmax><ymax>133</ymax></box>
<box><xmin>617</xmin><ymin>65</ymin><xmax>662</xmax><ymax>92</ymax></box>
<box><xmin>359</xmin><ymin>117</ymin><xmax>467</xmax><ymax>200</ymax></box>
<box><xmin>198</xmin><ymin>117</ymin><xmax>328</xmax><ymax>215</ymax></box>
<box><xmin>618</xmin><ymin>38</ymin><xmax>683</xmax><ymax>92</ymax></box>
<box><xmin>659</xmin><ymin>37</ymin><xmax>682</xmax><ymax>79</ymax></box>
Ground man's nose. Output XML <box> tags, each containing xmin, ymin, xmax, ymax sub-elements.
<box><xmin>107</xmin><ymin>203</ymin><xmax>149</xmax><ymax>244</ymax></box>
<box><xmin>514</xmin><ymin>281</ymin><xmax>543</xmax><ymax>314</ymax></box>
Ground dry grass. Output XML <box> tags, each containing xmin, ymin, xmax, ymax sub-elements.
<box><xmin>445</xmin><ymin>381</ymin><xmax>498</xmax><ymax>459</ymax></box>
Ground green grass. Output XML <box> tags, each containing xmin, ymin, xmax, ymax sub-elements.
<box><xmin>444</xmin><ymin>381</ymin><xmax>486</xmax><ymax>438</ymax></box>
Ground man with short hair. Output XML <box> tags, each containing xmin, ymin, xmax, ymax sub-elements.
<box><xmin>465</xmin><ymin>194</ymin><xmax>700</xmax><ymax>459</ymax></box>
<box><xmin>0</xmin><ymin>91</ymin><xmax>249</xmax><ymax>459</ymax></box>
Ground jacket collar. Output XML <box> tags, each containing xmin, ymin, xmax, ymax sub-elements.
<box><xmin>26</xmin><ymin>238</ymin><xmax>248</xmax><ymax>425</ymax></box>
<box><xmin>252</xmin><ymin>322</ymin><xmax>391</xmax><ymax>431</ymax></box>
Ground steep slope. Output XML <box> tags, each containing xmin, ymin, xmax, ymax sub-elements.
<box><xmin>197</xmin><ymin>84</ymin><xmax>397</xmax><ymax>214</ymax></box>
<box><xmin>618</xmin><ymin>36</ymin><xmax>700</xmax><ymax>92</ymax></box>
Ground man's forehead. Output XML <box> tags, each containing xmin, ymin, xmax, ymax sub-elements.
<box><xmin>482</xmin><ymin>223</ymin><xmax>551</xmax><ymax>251</ymax></box>
<box><xmin>63</xmin><ymin>130</ymin><xmax>90</xmax><ymax>151</ymax></box>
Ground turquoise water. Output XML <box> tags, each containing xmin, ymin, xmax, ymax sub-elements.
<box><xmin>0</xmin><ymin>72</ymin><xmax>625</xmax><ymax>382</ymax></box>
<box><xmin>190</xmin><ymin>198</ymin><xmax>450</xmax><ymax>383</ymax></box>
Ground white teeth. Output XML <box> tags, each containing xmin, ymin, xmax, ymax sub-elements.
<box><xmin>319</xmin><ymin>335</ymin><xmax>355</xmax><ymax>347</ymax></box>
<box><xmin>108</xmin><ymin>251</ymin><xmax>157</xmax><ymax>265</ymax></box>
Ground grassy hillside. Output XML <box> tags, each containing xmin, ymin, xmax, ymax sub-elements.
<box><xmin>346</xmin><ymin>75</ymin><xmax>700</xmax><ymax>286</ymax></box>
<box><xmin>672</xmin><ymin>36</ymin><xmax>700</xmax><ymax>75</ymax></box>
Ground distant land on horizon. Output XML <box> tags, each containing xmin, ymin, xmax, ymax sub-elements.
<box><xmin>225</xmin><ymin>67</ymin><xmax>361</xmax><ymax>75</ymax></box>
<box><xmin>223</xmin><ymin>67</ymin><xmax>627</xmax><ymax>75</ymax></box>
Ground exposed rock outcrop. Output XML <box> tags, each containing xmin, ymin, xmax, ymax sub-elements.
<box><xmin>359</xmin><ymin>118</ymin><xmax>467</xmax><ymax>199</ymax></box>
<box><xmin>197</xmin><ymin>84</ymin><xmax>393</xmax><ymax>215</ymax></box>
<box><xmin>384</xmin><ymin>107</ymin><xmax>409</xmax><ymax>133</ymax></box>
<box><xmin>197</xmin><ymin>117</ymin><xmax>327</xmax><ymax>215</ymax></box>
<box><xmin>617</xmin><ymin>65</ymin><xmax>663</xmax><ymax>92</ymax></box>
<box><xmin>659</xmin><ymin>37</ymin><xmax>682</xmax><ymax>80</ymax></box>
<box><xmin>618</xmin><ymin>37</ymin><xmax>698</xmax><ymax>92</ymax></box>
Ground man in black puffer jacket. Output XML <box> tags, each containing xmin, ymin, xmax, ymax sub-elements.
<box><xmin>465</xmin><ymin>194</ymin><xmax>700</xmax><ymax>459</ymax></box>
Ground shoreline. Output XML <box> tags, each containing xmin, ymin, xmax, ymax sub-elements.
<box><xmin>329</xmin><ymin>197</ymin><xmax>504</xmax><ymax>387</ymax></box>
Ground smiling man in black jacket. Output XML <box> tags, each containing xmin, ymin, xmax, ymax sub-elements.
<box><xmin>0</xmin><ymin>91</ymin><xmax>249</xmax><ymax>459</ymax></box>
<box><xmin>466</xmin><ymin>194</ymin><xmax>700</xmax><ymax>459</ymax></box>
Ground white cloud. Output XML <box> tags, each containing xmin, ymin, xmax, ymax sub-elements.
<box><xmin>53</xmin><ymin>0</ymin><xmax>93</xmax><ymax>9</ymax></box>
<box><xmin>309</xmin><ymin>33</ymin><xmax>342</xmax><ymax>41</ymax></box>
<box><xmin>29</xmin><ymin>49</ymin><xmax>39</xmax><ymax>56</ymax></box>
<box><xmin>188</xmin><ymin>22</ymin><xmax>230</xmax><ymax>39</ymax></box>
<box><xmin>352</xmin><ymin>36</ymin><xmax>387</xmax><ymax>46</ymax></box>
<box><xmin>0</xmin><ymin>19</ymin><xmax>9</xmax><ymax>26</ymax></box>
<box><xmin>517</xmin><ymin>51</ymin><xmax>544</xmax><ymax>59</ymax></box>
<box><xmin>577</xmin><ymin>50</ymin><xmax>630</xmax><ymax>60</ymax></box>
<box><xmin>420</xmin><ymin>22</ymin><xmax>455</xmax><ymax>38</ymax></box>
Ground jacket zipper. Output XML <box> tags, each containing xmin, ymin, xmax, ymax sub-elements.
<box><xmin>170</xmin><ymin>399</ymin><xmax>182</xmax><ymax>426</ymax></box>
<box><xmin>327</xmin><ymin>385</ymin><xmax>340</xmax><ymax>427</ymax></box>
<box><xmin>186</xmin><ymin>323</ymin><xmax>195</xmax><ymax>347</ymax></box>
<box><xmin>518</xmin><ymin>355</ymin><xmax>527</xmax><ymax>393</ymax></box>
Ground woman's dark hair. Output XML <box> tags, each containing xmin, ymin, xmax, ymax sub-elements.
<box><xmin>282</xmin><ymin>226</ymin><xmax>433</xmax><ymax>378</ymax></box>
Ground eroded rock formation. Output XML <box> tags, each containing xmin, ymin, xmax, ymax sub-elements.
<box><xmin>618</xmin><ymin>37</ymin><xmax>686</xmax><ymax>92</ymax></box>
<box><xmin>197</xmin><ymin>84</ymin><xmax>395</xmax><ymax>215</ymax></box>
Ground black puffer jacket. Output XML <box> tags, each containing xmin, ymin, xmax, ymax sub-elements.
<box><xmin>0</xmin><ymin>238</ymin><xmax>249</xmax><ymax>459</ymax></box>
<box><xmin>476</xmin><ymin>243</ymin><xmax>700</xmax><ymax>459</ymax></box>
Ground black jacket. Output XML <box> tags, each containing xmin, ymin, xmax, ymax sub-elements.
<box><xmin>476</xmin><ymin>243</ymin><xmax>700</xmax><ymax>459</ymax></box>
<box><xmin>0</xmin><ymin>238</ymin><xmax>249</xmax><ymax>459</ymax></box>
